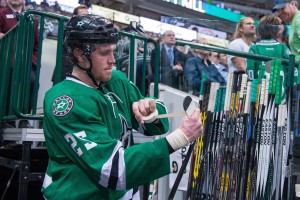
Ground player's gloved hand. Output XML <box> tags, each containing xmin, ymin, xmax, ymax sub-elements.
<box><xmin>132</xmin><ymin>98</ymin><xmax>156</xmax><ymax>124</ymax></box>
<box><xmin>166</xmin><ymin>108</ymin><xmax>202</xmax><ymax>151</ymax></box>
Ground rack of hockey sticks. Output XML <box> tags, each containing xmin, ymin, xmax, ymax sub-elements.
<box><xmin>185</xmin><ymin>57</ymin><xmax>300</xmax><ymax>200</ymax></box>
<box><xmin>118</xmin><ymin>25</ymin><xmax>300</xmax><ymax>199</ymax></box>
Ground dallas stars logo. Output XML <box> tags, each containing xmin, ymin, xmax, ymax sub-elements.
<box><xmin>77</xmin><ymin>21</ymin><xmax>84</xmax><ymax>28</ymax></box>
<box><xmin>52</xmin><ymin>95</ymin><xmax>74</xmax><ymax>117</ymax></box>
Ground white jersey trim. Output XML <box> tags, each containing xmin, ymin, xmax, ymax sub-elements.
<box><xmin>42</xmin><ymin>173</ymin><xmax>52</xmax><ymax>189</ymax></box>
<box><xmin>66</xmin><ymin>77</ymin><xmax>93</xmax><ymax>88</ymax></box>
<box><xmin>99</xmin><ymin>141</ymin><xmax>126</xmax><ymax>189</ymax></box>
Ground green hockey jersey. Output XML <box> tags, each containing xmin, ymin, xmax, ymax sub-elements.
<box><xmin>247</xmin><ymin>39</ymin><xmax>290</xmax><ymax>80</ymax></box>
<box><xmin>42</xmin><ymin>70</ymin><xmax>170</xmax><ymax>199</ymax></box>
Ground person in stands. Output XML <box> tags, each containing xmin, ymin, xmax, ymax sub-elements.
<box><xmin>0</xmin><ymin>0</ymin><xmax>39</xmax><ymax>128</ymax></box>
<box><xmin>227</xmin><ymin>17</ymin><xmax>256</xmax><ymax>72</ymax></box>
<box><xmin>73</xmin><ymin>4</ymin><xmax>88</xmax><ymax>15</ymax></box>
<box><xmin>273</xmin><ymin>0</ymin><xmax>300</xmax><ymax>61</ymax></box>
<box><xmin>184</xmin><ymin>38</ymin><xmax>225</xmax><ymax>96</ymax></box>
<box><xmin>150</xmin><ymin>30</ymin><xmax>186</xmax><ymax>89</ymax></box>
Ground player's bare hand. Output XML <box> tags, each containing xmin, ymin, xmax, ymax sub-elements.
<box><xmin>132</xmin><ymin>99</ymin><xmax>156</xmax><ymax>124</ymax></box>
<box><xmin>179</xmin><ymin>108</ymin><xmax>202</xmax><ymax>142</ymax></box>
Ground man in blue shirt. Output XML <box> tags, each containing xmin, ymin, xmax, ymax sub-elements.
<box><xmin>184</xmin><ymin>38</ymin><xmax>225</xmax><ymax>96</ymax></box>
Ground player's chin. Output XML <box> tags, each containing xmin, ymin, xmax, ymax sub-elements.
<box><xmin>101</xmin><ymin>73</ymin><xmax>112</xmax><ymax>82</ymax></box>
<box><xmin>106</xmin><ymin>69</ymin><xmax>113</xmax><ymax>77</ymax></box>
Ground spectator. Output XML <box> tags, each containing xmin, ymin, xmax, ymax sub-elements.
<box><xmin>175</xmin><ymin>45</ymin><xmax>184</xmax><ymax>53</ymax></box>
<box><xmin>0</xmin><ymin>0</ymin><xmax>39</xmax><ymax>128</ymax></box>
<box><xmin>93</xmin><ymin>0</ymin><xmax>105</xmax><ymax>7</ymax></box>
<box><xmin>247</xmin><ymin>14</ymin><xmax>290</xmax><ymax>80</ymax></box>
<box><xmin>150</xmin><ymin>30</ymin><xmax>186</xmax><ymax>89</ymax></box>
<box><xmin>52</xmin><ymin>0</ymin><xmax>61</xmax><ymax>12</ymax></box>
<box><xmin>116</xmin><ymin>38</ymin><xmax>153</xmax><ymax>94</ymax></box>
<box><xmin>43</xmin><ymin>17</ymin><xmax>53</xmax><ymax>38</ymax></box>
<box><xmin>0</xmin><ymin>0</ymin><xmax>7</xmax><ymax>8</ymax></box>
<box><xmin>273</xmin><ymin>0</ymin><xmax>300</xmax><ymax>61</ymax></box>
<box><xmin>209</xmin><ymin>51</ymin><xmax>219</xmax><ymax>66</ymax></box>
<box><xmin>41</xmin><ymin>14</ymin><xmax>203</xmax><ymax>199</ymax></box>
<box><xmin>73</xmin><ymin>4</ymin><xmax>89</xmax><ymax>15</ymax></box>
<box><xmin>184</xmin><ymin>39</ymin><xmax>199</xmax><ymax>59</ymax></box>
<box><xmin>184</xmin><ymin>38</ymin><xmax>225</xmax><ymax>96</ymax></box>
<box><xmin>183</xmin><ymin>45</ymin><xmax>193</xmax><ymax>58</ymax></box>
<box><xmin>276</xmin><ymin>17</ymin><xmax>289</xmax><ymax>46</ymax></box>
<box><xmin>25</xmin><ymin>3</ymin><xmax>34</xmax><ymax>10</ymax></box>
<box><xmin>217</xmin><ymin>53</ymin><xmax>229</xmax><ymax>82</ymax></box>
<box><xmin>0</xmin><ymin>0</ymin><xmax>24</xmax><ymax>39</ymax></box>
<box><xmin>227</xmin><ymin>17</ymin><xmax>256</xmax><ymax>72</ymax></box>
<box><xmin>40</xmin><ymin>0</ymin><xmax>49</xmax><ymax>9</ymax></box>
<box><xmin>209</xmin><ymin>51</ymin><xmax>228</xmax><ymax>82</ymax></box>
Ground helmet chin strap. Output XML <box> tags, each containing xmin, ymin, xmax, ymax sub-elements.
<box><xmin>76</xmin><ymin>59</ymin><xmax>103</xmax><ymax>91</ymax></box>
<box><xmin>86</xmin><ymin>68</ymin><xmax>104</xmax><ymax>91</ymax></box>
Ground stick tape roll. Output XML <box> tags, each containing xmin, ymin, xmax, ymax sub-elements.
<box><xmin>142</xmin><ymin>109</ymin><xmax>158</xmax><ymax>123</ymax></box>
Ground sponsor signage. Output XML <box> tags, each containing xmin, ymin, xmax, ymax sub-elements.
<box><xmin>161</xmin><ymin>16</ymin><xmax>227</xmax><ymax>39</ymax></box>
<box><xmin>140</xmin><ymin>17</ymin><xmax>197</xmax><ymax>40</ymax></box>
<box><xmin>189</xmin><ymin>25</ymin><xmax>227</xmax><ymax>39</ymax></box>
<box><xmin>163</xmin><ymin>0</ymin><xmax>205</xmax><ymax>13</ymax></box>
<box><xmin>197</xmin><ymin>32</ymin><xmax>229</xmax><ymax>48</ymax></box>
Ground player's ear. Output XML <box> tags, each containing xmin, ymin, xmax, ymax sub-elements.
<box><xmin>73</xmin><ymin>48</ymin><xmax>87</xmax><ymax>63</ymax></box>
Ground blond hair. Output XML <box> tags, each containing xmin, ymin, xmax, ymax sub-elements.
<box><xmin>233</xmin><ymin>17</ymin><xmax>256</xmax><ymax>40</ymax></box>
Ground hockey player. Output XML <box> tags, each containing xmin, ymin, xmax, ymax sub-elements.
<box><xmin>41</xmin><ymin>14</ymin><xmax>203</xmax><ymax>199</ymax></box>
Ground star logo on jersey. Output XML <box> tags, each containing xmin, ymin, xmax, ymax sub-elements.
<box><xmin>52</xmin><ymin>95</ymin><xmax>74</xmax><ymax>117</ymax></box>
<box><xmin>77</xmin><ymin>21</ymin><xmax>84</xmax><ymax>28</ymax></box>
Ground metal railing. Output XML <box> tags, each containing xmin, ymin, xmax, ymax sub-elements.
<box><xmin>176</xmin><ymin>40</ymin><xmax>292</xmax><ymax>65</ymax></box>
<box><xmin>117</xmin><ymin>31</ymin><xmax>161</xmax><ymax>97</ymax></box>
<box><xmin>0</xmin><ymin>10</ymin><xmax>69</xmax><ymax>122</ymax></box>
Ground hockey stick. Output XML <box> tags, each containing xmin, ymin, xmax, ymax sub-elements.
<box><xmin>168</xmin><ymin>96</ymin><xmax>198</xmax><ymax>200</ymax></box>
<box><xmin>186</xmin><ymin>74</ymin><xmax>207</xmax><ymax>199</ymax></box>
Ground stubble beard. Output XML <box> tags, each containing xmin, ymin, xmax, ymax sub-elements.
<box><xmin>244</xmin><ymin>31</ymin><xmax>255</xmax><ymax>38</ymax></box>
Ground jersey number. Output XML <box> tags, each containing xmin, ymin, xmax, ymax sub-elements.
<box><xmin>64</xmin><ymin>131</ymin><xmax>97</xmax><ymax>157</ymax></box>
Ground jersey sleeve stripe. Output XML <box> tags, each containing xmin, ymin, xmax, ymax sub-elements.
<box><xmin>99</xmin><ymin>141</ymin><xmax>126</xmax><ymax>190</ymax></box>
<box><xmin>42</xmin><ymin>173</ymin><xmax>53</xmax><ymax>189</ymax></box>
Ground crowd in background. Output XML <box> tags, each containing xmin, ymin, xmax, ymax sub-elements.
<box><xmin>116</xmin><ymin>11</ymin><xmax>293</xmax><ymax>97</ymax></box>
<box><xmin>0</xmin><ymin>0</ymin><xmax>296</xmax><ymax>98</ymax></box>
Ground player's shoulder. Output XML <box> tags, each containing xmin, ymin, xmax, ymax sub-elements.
<box><xmin>45</xmin><ymin>79</ymin><xmax>91</xmax><ymax>100</ymax></box>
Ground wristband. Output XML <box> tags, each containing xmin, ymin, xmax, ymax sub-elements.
<box><xmin>166</xmin><ymin>128</ymin><xmax>189</xmax><ymax>151</ymax></box>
